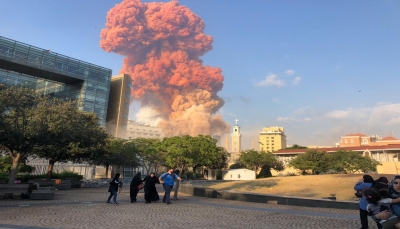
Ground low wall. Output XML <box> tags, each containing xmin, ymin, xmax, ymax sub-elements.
<box><xmin>179</xmin><ymin>183</ymin><xmax>359</xmax><ymax>210</ymax></box>
<box><xmin>377</xmin><ymin>162</ymin><xmax>400</xmax><ymax>174</ymax></box>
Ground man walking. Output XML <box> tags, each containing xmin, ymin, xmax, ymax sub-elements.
<box><xmin>159</xmin><ymin>168</ymin><xmax>181</xmax><ymax>204</ymax></box>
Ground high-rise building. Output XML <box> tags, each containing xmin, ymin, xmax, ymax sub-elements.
<box><xmin>230</xmin><ymin>119</ymin><xmax>242</xmax><ymax>163</ymax></box>
<box><xmin>259</xmin><ymin>126</ymin><xmax>286</xmax><ymax>152</ymax></box>
<box><xmin>0</xmin><ymin>36</ymin><xmax>112</xmax><ymax>126</ymax></box>
<box><xmin>106</xmin><ymin>74</ymin><xmax>132</xmax><ymax>138</ymax></box>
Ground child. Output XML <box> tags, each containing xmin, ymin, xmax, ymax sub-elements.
<box><xmin>364</xmin><ymin>188</ymin><xmax>400</xmax><ymax>229</ymax></box>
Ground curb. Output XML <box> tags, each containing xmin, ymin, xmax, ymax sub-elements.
<box><xmin>179</xmin><ymin>184</ymin><xmax>359</xmax><ymax>210</ymax></box>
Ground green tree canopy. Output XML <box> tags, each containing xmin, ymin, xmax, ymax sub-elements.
<box><xmin>239</xmin><ymin>149</ymin><xmax>283</xmax><ymax>177</ymax></box>
<box><xmin>92</xmin><ymin>136</ymin><xmax>140</xmax><ymax>178</ymax></box>
<box><xmin>288</xmin><ymin>149</ymin><xmax>329</xmax><ymax>174</ymax></box>
<box><xmin>327</xmin><ymin>149</ymin><xmax>380</xmax><ymax>174</ymax></box>
<box><xmin>33</xmin><ymin>99</ymin><xmax>108</xmax><ymax>180</ymax></box>
<box><xmin>0</xmin><ymin>86</ymin><xmax>49</xmax><ymax>184</ymax></box>
<box><xmin>130</xmin><ymin>138</ymin><xmax>165</xmax><ymax>174</ymax></box>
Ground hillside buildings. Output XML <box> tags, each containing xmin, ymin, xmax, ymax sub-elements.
<box><xmin>259</xmin><ymin>126</ymin><xmax>287</xmax><ymax>152</ymax></box>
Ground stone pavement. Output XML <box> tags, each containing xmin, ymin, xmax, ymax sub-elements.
<box><xmin>0</xmin><ymin>186</ymin><xmax>378</xmax><ymax>229</ymax></box>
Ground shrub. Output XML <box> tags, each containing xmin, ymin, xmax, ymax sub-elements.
<box><xmin>52</xmin><ymin>171</ymin><xmax>83</xmax><ymax>180</ymax></box>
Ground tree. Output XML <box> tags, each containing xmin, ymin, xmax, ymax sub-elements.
<box><xmin>92</xmin><ymin>136</ymin><xmax>140</xmax><ymax>178</ymax></box>
<box><xmin>190</xmin><ymin>135</ymin><xmax>228</xmax><ymax>174</ymax></box>
<box><xmin>131</xmin><ymin>138</ymin><xmax>165</xmax><ymax>174</ymax></box>
<box><xmin>0</xmin><ymin>155</ymin><xmax>35</xmax><ymax>174</ymax></box>
<box><xmin>328</xmin><ymin>150</ymin><xmax>380</xmax><ymax>174</ymax></box>
<box><xmin>239</xmin><ymin>149</ymin><xmax>283</xmax><ymax>177</ymax></box>
<box><xmin>0</xmin><ymin>86</ymin><xmax>49</xmax><ymax>184</ymax></box>
<box><xmin>288</xmin><ymin>149</ymin><xmax>329</xmax><ymax>175</ymax></box>
<box><xmin>33</xmin><ymin>99</ymin><xmax>108</xmax><ymax>180</ymax></box>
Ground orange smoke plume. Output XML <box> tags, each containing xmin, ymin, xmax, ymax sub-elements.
<box><xmin>100</xmin><ymin>0</ymin><xmax>229</xmax><ymax>136</ymax></box>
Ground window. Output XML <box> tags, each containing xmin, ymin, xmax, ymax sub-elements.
<box><xmin>350</xmin><ymin>139</ymin><xmax>354</xmax><ymax>143</ymax></box>
<box><xmin>345</xmin><ymin>139</ymin><xmax>348</xmax><ymax>143</ymax></box>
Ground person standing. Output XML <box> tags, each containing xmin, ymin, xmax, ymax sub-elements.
<box><xmin>159</xmin><ymin>168</ymin><xmax>181</xmax><ymax>204</ymax></box>
<box><xmin>143</xmin><ymin>172</ymin><xmax>160</xmax><ymax>204</ymax></box>
<box><xmin>106</xmin><ymin>173</ymin><xmax>120</xmax><ymax>205</ymax></box>
<box><xmin>130</xmin><ymin>172</ymin><xmax>143</xmax><ymax>203</ymax></box>
<box><xmin>354</xmin><ymin>175</ymin><xmax>375</xmax><ymax>229</ymax></box>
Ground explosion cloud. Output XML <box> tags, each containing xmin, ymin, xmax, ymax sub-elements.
<box><xmin>100</xmin><ymin>0</ymin><xmax>229</xmax><ymax>136</ymax></box>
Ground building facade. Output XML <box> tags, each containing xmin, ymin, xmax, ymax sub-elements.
<box><xmin>259</xmin><ymin>126</ymin><xmax>286</xmax><ymax>152</ymax></box>
<box><xmin>106</xmin><ymin>74</ymin><xmax>132</xmax><ymax>138</ymax></box>
<box><xmin>126</xmin><ymin>120</ymin><xmax>165</xmax><ymax>139</ymax></box>
<box><xmin>338</xmin><ymin>133</ymin><xmax>400</xmax><ymax>147</ymax></box>
<box><xmin>0</xmin><ymin>36</ymin><xmax>112</xmax><ymax>126</ymax></box>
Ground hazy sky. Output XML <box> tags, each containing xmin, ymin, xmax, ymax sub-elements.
<box><xmin>1</xmin><ymin>0</ymin><xmax>400</xmax><ymax>149</ymax></box>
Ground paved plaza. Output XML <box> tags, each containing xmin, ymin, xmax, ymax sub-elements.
<box><xmin>0</xmin><ymin>186</ymin><xmax>378</xmax><ymax>229</ymax></box>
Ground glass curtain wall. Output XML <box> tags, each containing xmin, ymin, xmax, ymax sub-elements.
<box><xmin>0</xmin><ymin>36</ymin><xmax>112</xmax><ymax>126</ymax></box>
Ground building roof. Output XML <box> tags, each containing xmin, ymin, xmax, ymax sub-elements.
<box><xmin>274</xmin><ymin>144</ymin><xmax>400</xmax><ymax>155</ymax></box>
<box><xmin>344</xmin><ymin>133</ymin><xmax>367</xmax><ymax>137</ymax></box>
<box><xmin>380</xmin><ymin>136</ymin><xmax>398</xmax><ymax>141</ymax></box>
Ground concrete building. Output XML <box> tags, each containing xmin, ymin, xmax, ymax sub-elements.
<box><xmin>106</xmin><ymin>74</ymin><xmax>132</xmax><ymax>138</ymax></box>
<box><xmin>259</xmin><ymin>126</ymin><xmax>286</xmax><ymax>152</ymax></box>
<box><xmin>230</xmin><ymin>119</ymin><xmax>242</xmax><ymax>164</ymax></box>
<box><xmin>0</xmin><ymin>36</ymin><xmax>112</xmax><ymax>126</ymax></box>
<box><xmin>126</xmin><ymin>120</ymin><xmax>165</xmax><ymax>139</ymax></box>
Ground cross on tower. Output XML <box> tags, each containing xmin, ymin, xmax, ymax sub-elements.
<box><xmin>235</xmin><ymin>119</ymin><xmax>239</xmax><ymax>126</ymax></box>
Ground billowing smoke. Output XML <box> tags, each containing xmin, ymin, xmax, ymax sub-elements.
<box><xmin>100</xmin><ymin>0</ymin><xmax>229</xmax><ymax>136</ymax></box>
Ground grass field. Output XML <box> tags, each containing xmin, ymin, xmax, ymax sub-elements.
<box><xmin>205</xmin><ymin>174</ymin><xmax>395</xmax><ymax>201</ymax></box>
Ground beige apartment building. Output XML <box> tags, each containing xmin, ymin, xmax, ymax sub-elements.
<box><xmin>126</xmin><ymin>120</ymin><xmax>165</xmax><ymax>139</ymax></box>
<box><xmin>259</xmin><ymin>126</ymin><xmax>286</xmax><ymax>152</ymax></box>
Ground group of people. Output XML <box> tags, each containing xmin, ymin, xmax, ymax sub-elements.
<box><xmin>355</xmin><ymin>175</ymin><xmax>400</xmax><ymax>229</ymax></box>
<box><xmin>106</xmin><ymin>168</ymin><xmax>181</xmax><ymax>205</ymax></box>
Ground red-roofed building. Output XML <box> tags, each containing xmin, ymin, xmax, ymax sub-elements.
<box><xmin>338</xmin><ymin>133</ymin><xmax>400</xmax><ymax>147</ymax></box>
<box><xmin>338</xmin><ymin>133</ymin><xmax>370</xmax><ymax>147</ymax></box>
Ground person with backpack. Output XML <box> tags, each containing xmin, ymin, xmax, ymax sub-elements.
<box><xmin>106</xmin><ymin>173</ymin><xmax>120</xmax><ymax>205</ymax></box>
<box><xmin>159</xmin><ymin>168</ymin><xmax>181</xmax><ymax>204</ymax></box>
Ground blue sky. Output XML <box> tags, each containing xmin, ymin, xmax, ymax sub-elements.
<box><xmin>2</xmin><ymin>0</ymin><xmax>400</xmax><ymax>149</ymax></box>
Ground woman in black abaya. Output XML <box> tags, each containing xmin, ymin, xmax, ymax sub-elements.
<box><xmin>143</xmin><ymin>172</ymin><xmax>160</xmax><ymax>203</ymax></box>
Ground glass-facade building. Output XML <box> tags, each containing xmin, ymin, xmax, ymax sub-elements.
<box><xmin>0</xmin><ymin>36</ymin><xmax>112</xmax><ymax>126</ymax></box>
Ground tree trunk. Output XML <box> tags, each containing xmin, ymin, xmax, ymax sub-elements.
<box><xmin>173</xmin><ymin>166</ymin><xmax>184</xmax><ymax>200</ymax></box>
<box><xmin>8</xmin><ymin>152</ymin><xmax>21</xmax><ymax>185</ymax></box>
<box><xmin>105</xmin><ymin>164</ymin><xmax>109</xmax><ymax>179</ymax></box>
<box><xmin>46</xmin><ymin>158</ymin><xmax>55</xmax><ymax>180</ymax></box>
